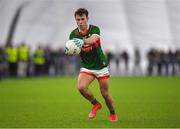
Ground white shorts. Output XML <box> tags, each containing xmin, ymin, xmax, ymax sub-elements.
<box><xmin>79</xmin><ymin>67</ymin><xmax>110</xmax><ymax>80</ymax></box>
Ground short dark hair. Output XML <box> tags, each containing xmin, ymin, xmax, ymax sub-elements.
<box><xmin>74</xmin><ymin>8</ymin><xmax>88</xmax><ymax>17</ymax></box>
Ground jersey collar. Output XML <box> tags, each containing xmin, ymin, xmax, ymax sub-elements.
<box><xmin>78</xmin><ymin>24</ymin><xmax>89</xmax><ymax>35</ymax></box>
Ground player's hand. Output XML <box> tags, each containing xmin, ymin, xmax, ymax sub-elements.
<box><xmin>73</xmin><ymin>38</ymin><xmax>85</xmax><ymax>48</ymax></box>
<box><xmin>82</xmin><ymin>37</ymin><xmax>86</xmax><ymax>44</ymax></box>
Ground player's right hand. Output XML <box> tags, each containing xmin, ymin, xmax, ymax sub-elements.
<box><xmin>73</xmin><ymin>38</ymin><xmax>84</xmax><ymax>48</ymax></box>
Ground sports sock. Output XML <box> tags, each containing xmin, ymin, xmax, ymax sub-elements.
<box><xmin>91</xmin><ymin>98</ymin><xmax>98</xmax><ymax>105</ymax></box>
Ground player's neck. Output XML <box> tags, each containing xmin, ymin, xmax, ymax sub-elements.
<box><xmin>79</xmin><ymin>24</ymin><xmax>89</xmax><ymax>35</ymax></box>
<box><xmin>79</xmin><ymin>24</ymin><xmax>89</xmax><ymax>31</ymax></box>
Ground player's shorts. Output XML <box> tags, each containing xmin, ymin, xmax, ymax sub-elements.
<box><xmin>79</xmin><ymin>67</ymin><xmax>110</xmax><ymax>80</ymax></box>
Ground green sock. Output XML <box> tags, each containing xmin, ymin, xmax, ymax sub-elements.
<box><xmin>91</xmin><ymin>99</ymin><xmax>98</xmax><ymax>105</ymax></box>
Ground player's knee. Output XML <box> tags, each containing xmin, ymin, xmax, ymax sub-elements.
<box><xmin>78</xmin><ymin>84</ymin><xmax>87</xmax><ymax>92</ymax></box>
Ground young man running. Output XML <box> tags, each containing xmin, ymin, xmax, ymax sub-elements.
<box><xmin>69</xmin><ymin>8</ymin><xmax>118</xmax><ymax>122</ymax></box>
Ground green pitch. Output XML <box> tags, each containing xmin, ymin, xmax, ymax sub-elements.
<box><xmin>0</xmin><ymin>76</ymin><xmax>180</xmax><ymax>128</ymax></box>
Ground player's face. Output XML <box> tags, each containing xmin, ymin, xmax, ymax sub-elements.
<box><xmin>75</xmin><ymin>14</ymin><xmax>89</xmax><ymax>31</ymax></box>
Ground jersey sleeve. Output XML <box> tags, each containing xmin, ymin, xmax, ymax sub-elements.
<box><xmin>91</xmin><ymin>26</ymin><xmax>100</xmax><ymax>36</ymax></box>
<box><xmin>69</xmin><ymin>31</ymin><xmax>74</xmax><ymax>40</ymax></box>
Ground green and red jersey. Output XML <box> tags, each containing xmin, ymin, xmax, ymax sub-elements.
<box><xmin>69</xmin><ymin>24</ymin><xmax>108</xmax><ymax>70</ymax></box>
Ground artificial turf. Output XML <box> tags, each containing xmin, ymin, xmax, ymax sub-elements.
<box><xmin>0</xmin><ymin>76</ymin><xmax>180</xmax><ymax>128</ymax></box>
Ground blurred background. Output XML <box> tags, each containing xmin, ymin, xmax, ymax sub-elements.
<box><xmin>0</xmin><ymin>0</ymin><xmax>180</xmax><ymax>79</ymax></box>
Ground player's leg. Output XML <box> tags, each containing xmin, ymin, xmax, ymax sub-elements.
<box><xmin>78</xmin><ymin>73</ymin><xmax>102</xmax><ymax>119</ymax></box>
<box><xmin>98</xmin><ymin>78</ymin><xmax>114</xmax><ymax>113</ymax></box>
<box><xmin>98</xmin><ymin>78</ymin><xmax>118</xmax><ymax>122</ymax></box>
<box><xmin>77</xmin><ymin>73</ymin><xmax>95</xmax><ymax>101</ymax></box>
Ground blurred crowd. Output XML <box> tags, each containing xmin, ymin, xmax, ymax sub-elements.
<box><xmin>146</xmin><ymin>48</ymin><xmax>180</xmax><ymax>76</ymax></box>
<box><xmin>0</xmin><ymin>43</ymin><xmax>81</xmax><ymax>79</ymax></box>
<box><xmin>0</xmin><ymin>43</ymin><xmax>180</xmax><ymax>79</ymax></box>
<box><xmin>106</xmin><ymin>48</ymin><xmax>180</xmax><ymax>76</ymax></box>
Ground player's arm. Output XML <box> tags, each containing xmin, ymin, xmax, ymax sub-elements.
<box><xmin>84</xmin><ymin>34</ymin><xmax>99</xmax><ymax>45</ymax></box>
<box><xmin>83</xmin><ymin>26</ymin><xmax>100</xmax><ymax>45</ymax></box>
<box><xmin>69</xmin><ymin>31</ymin><xmax>74</xmax><ymax>40</ymax></box>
